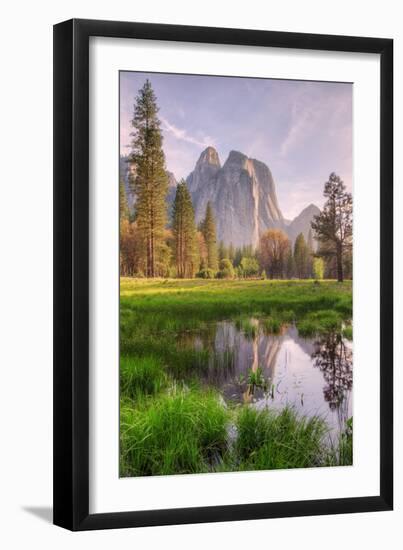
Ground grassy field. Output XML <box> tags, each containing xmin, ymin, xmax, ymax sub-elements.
<box><xmin>120</xmin><ymin>278</ymin><xmax>353</xmax><ymax>477</ymax></box>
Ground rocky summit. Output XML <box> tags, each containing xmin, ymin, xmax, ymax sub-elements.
<box><xmin>187</xmin><ymin>147</ymin><xmax>285</xmax><ymax>248</ymax></box>
<box><xmin>120</xmin><ymin>146</ymin><xmax>320</xmax><ymax>248</ymax></box>
<box><xmin>286</xmin><ymin>203</ymin><xmax>321</xmax><ymax>244</ymax></box>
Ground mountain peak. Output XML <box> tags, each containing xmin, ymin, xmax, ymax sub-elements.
<box><xmin>287</xmin><ymin>203</ymin><xmax>321</xmax><ymax>245</ymax></box>
<box><xmin>296</xmin><ymin>203</ymin><xmax>320</xmax><ymax>218</ymax></box>
<box><xmin>225</xmin><ymin>150</ymin><xmax>248</xmax><ymax>166</ymax></box>
<box><xmin>186</xmin><ymin>148</ymin><xmax>284</xmax><ymax>247</ymax></box>
<box><xmin>196</xmin><ymin>146</ymin><xmax>220</xmax><ymax>168</ymax></box>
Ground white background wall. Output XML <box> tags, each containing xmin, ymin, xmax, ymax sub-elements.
<box><xmin>0</xmin><ymin>0</ymin><xmax>400</xmax><ymax>547</ymax></box>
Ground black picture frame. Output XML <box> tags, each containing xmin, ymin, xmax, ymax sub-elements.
<box><xmin>53</xmin><ymin>18</ymin><xmax>393</xmax><ymax>531</ymax></box>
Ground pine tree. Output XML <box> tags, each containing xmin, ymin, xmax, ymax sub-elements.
<box><xmin>119</xmin><ymin>178</ymin><xmax>129</xmax><ymax>222</ymax></box>
<box><xmin>306</xmin><ymin>228</ymin><xmax>314</xmax><ymax>278</ymax></box>
<box><xmin>307</xmin><ymin>228</ymin><xmax>314</xmax><ymax>252</ymax></box>
<box><xmin>129</xmin><ymin>79</ymin><xmax>168</xmax><ymax>277</ymax></box>
<box><xmin>172</xmin><ymin>180</ymin><xmax>197</xmax><ymax>278</ymax></box>
<box><xmin>311</xmin><ymin>173</ymin><xmax>352</xmax><ymax>282</ymax></box>
<box><xmin>294</xmin><ymin>233</ymin><xmax>308</xmax><ymax>279</ymax></box>
<box><xmin>201</xmin><ymin>201</ymin><xmax>218</xmax><ymax>271</ymax></box>
<box><xmin>228</xmin><ymin>243</ymin><xmax>235</xmax><ymax>262</ymax></box>
<box><xmin>286</xmin><ymin>248</ymin><xmax>295</xmax><ymax>278</ymax></box>
<box><xmin>218</xmin><ymin>240</ymin><xmax>226</xmax><ymax>261</ymax></box>
<box><xmin>233</xmin><ymin>247</ymin><xmax>243</xmax><ymax>268</ymax></box>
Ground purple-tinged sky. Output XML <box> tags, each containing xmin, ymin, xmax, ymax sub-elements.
<box><xmin>120</xmin><ymin>71</ymin><xmax>352</xmax><ymax>219</ymax></box>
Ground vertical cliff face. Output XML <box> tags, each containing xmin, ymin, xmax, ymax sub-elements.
<box><xmin>186</xmin><ymin>147</ymin><xmax>221</xmax><ymax>228</ymax></box>
<box><xmin>187</xmin><ymin>147</ymin><xmax>284</xmax><ymax>248</ymax></box>
<box><xmin>121</xmin><ymin>147</ymin><xmax>320</xmax><ymax>248</ymax></box>
<box><xmin>119</xmin><ymin>156</ymin><xmax>136</xmax><ymax>209</ymax></box>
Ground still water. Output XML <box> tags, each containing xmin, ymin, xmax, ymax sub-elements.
<box><xmin>178</xmin><ymin>319</ymin><xmax>352</xmax><ymax>437</ymax></box>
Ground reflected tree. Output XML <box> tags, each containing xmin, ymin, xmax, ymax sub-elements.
<box><xmin>312</xmin><ymin>332</ymin><xmax>353</xmax><ymax>420</ymax></box>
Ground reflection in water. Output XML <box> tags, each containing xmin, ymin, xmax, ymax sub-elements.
<box><xmin>176</xmin><ymin>319</ymin><xmax>353</xmax><ymax>437</ymax></box>
<box><xmin>312</xmin><ymin>332</ymin><xmax>353</xmax><ymax>433</ymax></box>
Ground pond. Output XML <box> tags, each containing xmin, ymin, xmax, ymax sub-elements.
<box><xmin>177</xmin><ymin>319</ymin><xmax>353</xmax><ymax>438</ymax></box>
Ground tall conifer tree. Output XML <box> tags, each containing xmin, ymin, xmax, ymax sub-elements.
<box><xmin>294</xmin><ymin>233</ymin><xmax>309</xmax><ymax>279</ymax></box>
<box><xmin>129</xmin><ymin>79</ymin><xmax>168</xmax><ymax>277</ymax></box>
<box><xmin>201</xmin><ymin>201</ymin><xmax>218</xmax><ymax>271</ymax></box>
<box><xmin>311</xmin><ymin>173</ymin><xmax>352</xmax><ymax>282</ymax></box>
<box><xmin>172</xmin><ymin>180</ymin><xmax>197</xmax><ymax>278</ymax></box>
<box><xmin>119</xmin><ymin>178</ymin><xmax>129</xmax><ymax>222</ymax></box>
<box><xmin>306</xmin><ymin>228</ymin><xmax>314</xmax><ymax>278</ymax></box>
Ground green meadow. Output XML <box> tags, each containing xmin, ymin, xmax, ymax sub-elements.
<box><xmin>120</xmin><ymin>278</ymin><xmax>353</xmax><ymax>477</ymax></box>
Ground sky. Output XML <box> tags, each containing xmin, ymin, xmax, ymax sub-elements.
<box><xmin>120</xmin><ymin>71</ymin><xmax>352</xmax><ymax>220</ymax></box>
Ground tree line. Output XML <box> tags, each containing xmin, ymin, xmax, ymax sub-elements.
<box><xmin>120</xmin><ymin>80</ymin><xmax>352</xmax><ymax>282</ymax></box>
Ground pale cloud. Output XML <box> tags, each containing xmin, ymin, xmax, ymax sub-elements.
<box><xmin>176</xmin><ymin>106</ymin><xmax>186</xmax><ymax>119</ymax></box>
<box><xmin>279</xmin><ymin>86</ymin><xmax>351</xmax><ymax>159</ymax></box>
<box><xmin>280</xmin><ymin>91</ymin><xmax>319</xmax><ymax>158</ymax></box>
<box><xmin>160</xmin><ymin>116</ymin><xmax>216</xmax><ymax>149</ymax></box>
<box><xmin>280</xmin><ymin>107</ymin><xmax>314</xmax><ymax>157</ymax></box>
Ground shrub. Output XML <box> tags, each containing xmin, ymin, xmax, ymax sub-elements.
<box><xmin>196</xmin><ymin>268</ymin><xmax>216</xmax><ymax>279</ymax></box>
<box><xmin>216</xmin><ymin>258</ymin><xmax>235</xmax><ymax>279</ymax></box>
<box><xmin>312</xmin><ymin>257</ymin><xmax>325</xmax><ymax>280</ymax></box>
<box><xmin>240</xmin><ymin>256</ymin><xmax>260</xmax><ymax>278</ymax></box>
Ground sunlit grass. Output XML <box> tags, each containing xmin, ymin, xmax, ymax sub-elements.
<box><xmin>119</xmin><ymin>278</ymin><xmax>353</xmax><ymax>476</ymax></box>
<box><xmin>120</xmin><ymin>278</ymin><xmax>352</xmax><ymax>337</ymax></box>
<box><xmin>120</xmin><ymin>356</ymin><xmax>168</xmax><ymax>400</ymax></box>
<box><xmin>120</xmin><ymin>389</ymin><xmax>229</xmax><ymax>477</ymax></box>
<box><xmin>231</xmin><ymin>405</ymin><xmax>328</xmax><ymax>471</ymax></box>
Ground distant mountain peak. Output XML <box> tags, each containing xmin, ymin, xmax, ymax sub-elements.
<box><xmin>186</xmin><ymin>148</ymin><xmax>284</xmax><ymax>247</ymax></box>
<box><xmin>196</xmin><ymin>146</ymin><xmax>221</xmax><ymax>167</ymax></box>
<box><xmin>225</xmin><ymin>150</ymin><xmax>248</xmax><ymax>165</ymax></box>
<box><xmin>300</xmin><ymin>203</ymin><xmax>320</xmax><ymax>214</ymax></box>
<box><xmin>287</xmin><ymin>203</ymin><xmax>320</xmax><ymax>245</ymax></box>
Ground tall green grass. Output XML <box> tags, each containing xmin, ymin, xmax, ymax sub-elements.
<box><xmin>120</xmin><ymin>389</ymin><xmax>229</xmax><ymax>477</ymax></box>
<box><xmin>261</xmin><ymin>317</ymin><xmax>282</xmax><ymax>334</ymax></box>
<box><xmin>326</xmin><ymin>417</ymin><xmax>353</xmax><ymax>466</ymax></box>
<box><xmin>235</xmin><ymin>317</ymin><xmax>258</xmax><ymax>339</ymax></box>
<box><xmin>120</xmin><ymin>356</ymin><xmax>168</xmax><ymax>400</ymax></box>
<box><xmin>298</xmin><ymin>310</ymin><xmax>344</xmax><ymax>337</ymax></box>
<box><xmin>233</xmin><ymin>406</ymin><xmax>328</xmax><ymax>471</ymax></box>
<box><xmin>120</xmin><ymin>392</ymin><xmax>351</xmax><ymax>476</ymax></box>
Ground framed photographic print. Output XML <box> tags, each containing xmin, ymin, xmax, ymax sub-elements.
<box><xmin>53</xmin><ymin>19</ymin><xmax>393</xmax><ymax>530</ymax></box>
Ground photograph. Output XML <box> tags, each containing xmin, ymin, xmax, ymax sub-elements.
<box><xmin>118</xmin><ymin>71</ymin><xmax>353</xmax><ymax>478</ymax></box>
